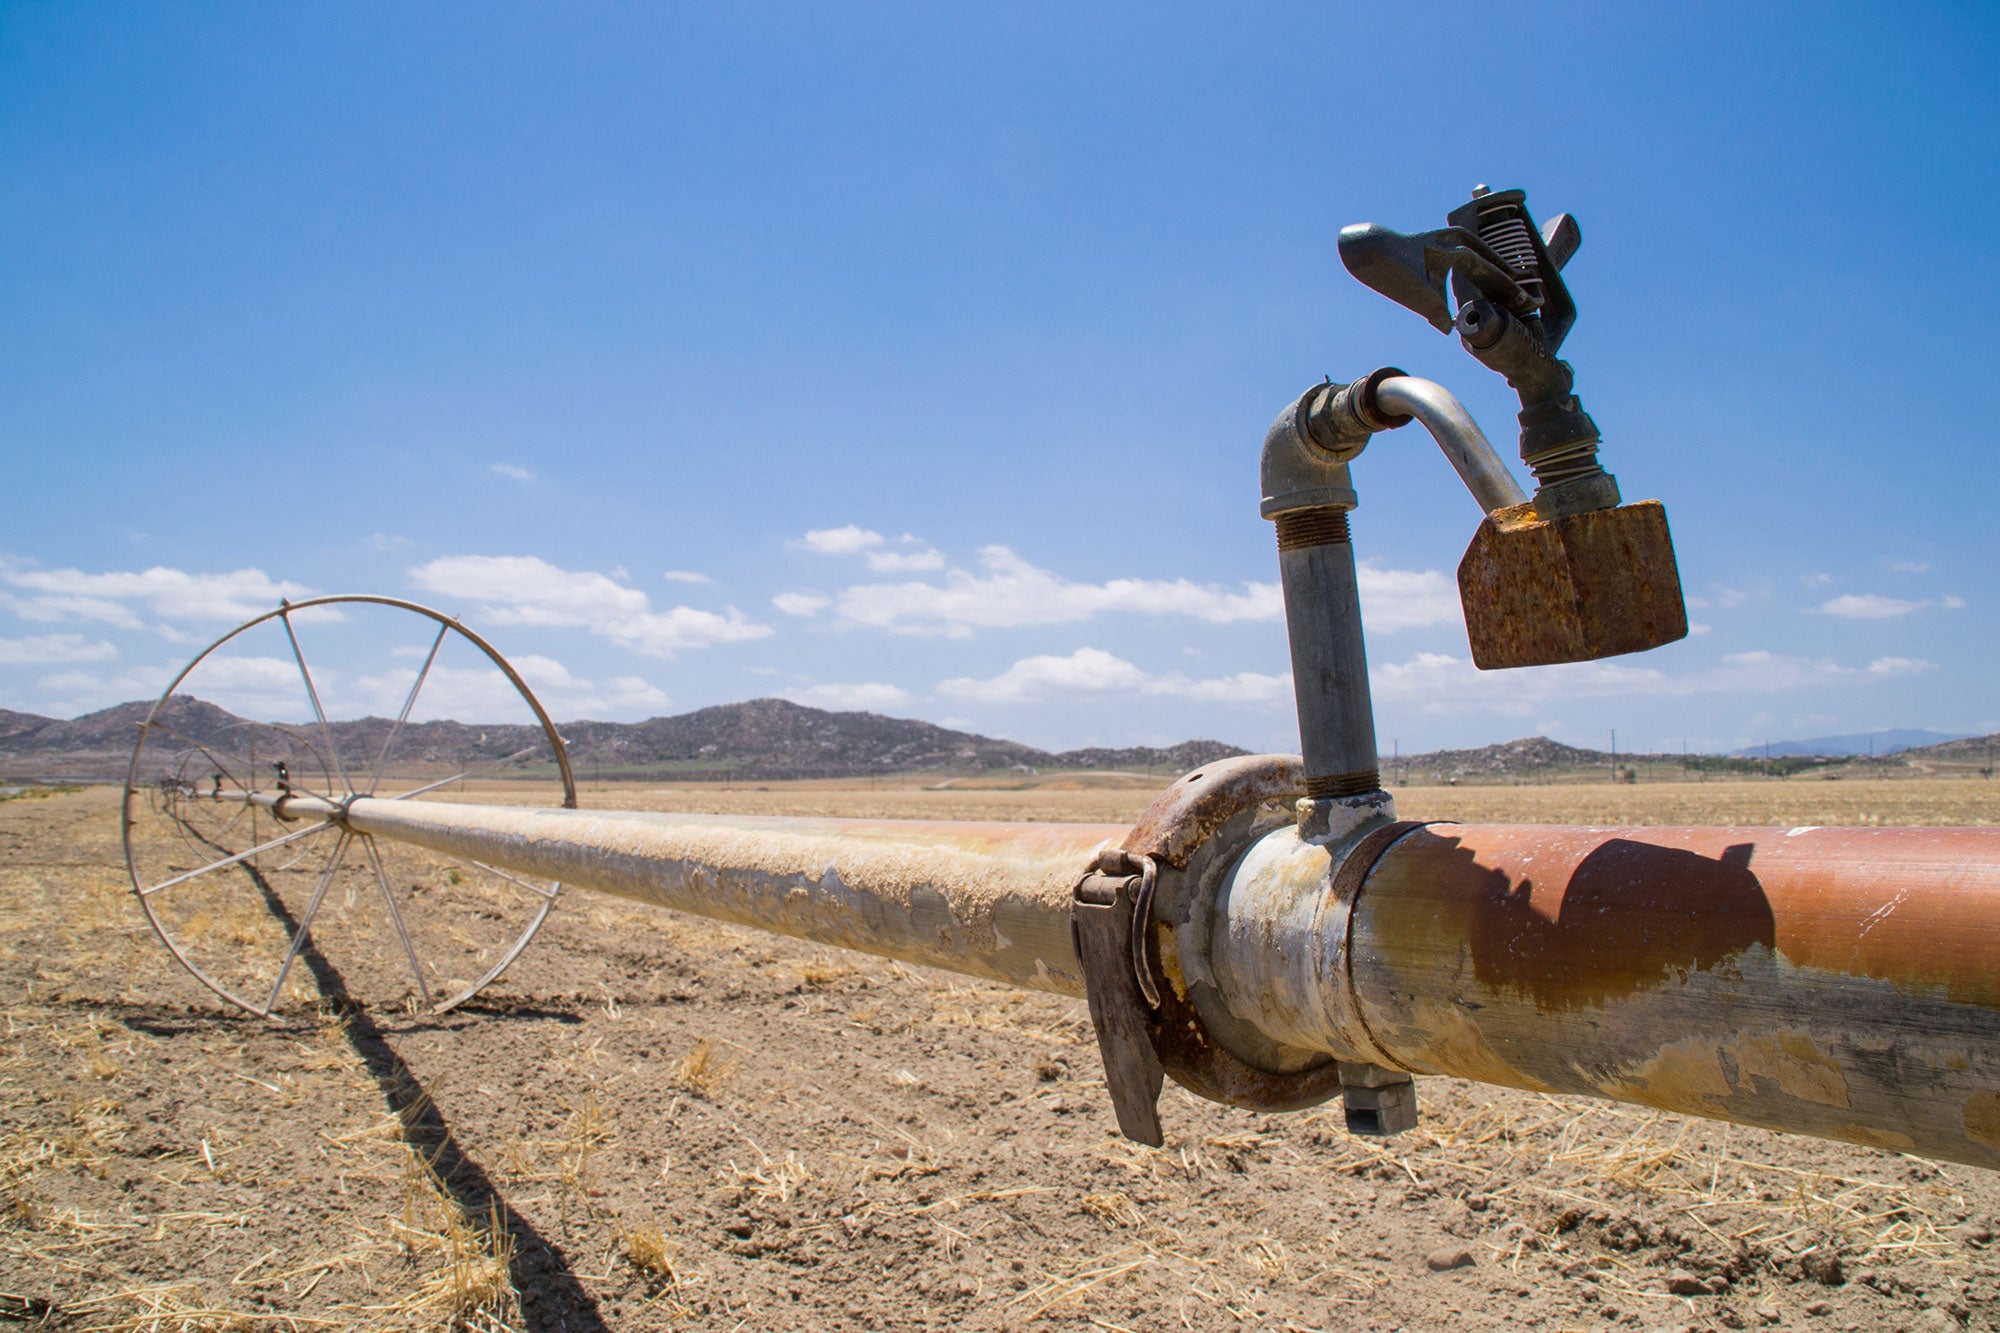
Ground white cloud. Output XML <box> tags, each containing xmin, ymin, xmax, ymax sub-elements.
<box><xmin>1866</xmin><ymin>656</ymin><xmax>1936</xmax><ymax>678</ymax></box>
<box><xmin>1890</xmin><ymin>560</ymin><xmax>1931</xmax><ymax>574</ymax></box>
<box><xmin>1943</xmin><ymin>594</ymin><xmax>1968</xmax><ymax>609</ymax></box>
<box><xmin>781</xmin><ymin>682</ymin><xmax>913</xmax><ymax>711</ymax></box>
<box><xmin>0</xmin><ymin>634</ymin><xmax>117</xmax><ymax>666</ymax></box>
<box><xmin>368</xmin><ymin>533</ymin><xmax>413</xmax><ymax>552</ymax></box>
<box><xmin>865</xmin><ymin>547</ymin><xmax>946</xmax><ymax>573</ymax></box>
<box><xmin>662</xmin><ymin>570</ymin><xmax>714</xmax><ymax>585</ymax></box>
<box><xmin>834</xmin><ymin>547</ymin><xmax>1282</xmax><ymax>637</ymax></box>
<box><xmin>407</xmin><ymin>555</ymin><xmax>771</xmax><ymax>658</ymax></box>
<box><xmin>410</xmin><ymin>556</ymin><xmax>638</xmax><ymax>623</ymax></box>
<box><xmin>1800</xmin><ymin>572</ymin><xmax>1833</xmax><ymax>588</ymax></box>
<box><xmin>34</xmin><ymin>664</ymin><xmax>177</xmax><ymax>717</ymax></box>
<box><xmin>1371</xmin><ymin>648</ymin><xmax>1941</xmax><ymax>717</ymax></box>
<box><xmin>353</xmin><ymin>655</ymin><xmax>668</xmax><ymax>722</ymax></box>
<box><xmin>794</xmin><ymin>525</ymin><xmax>885</xmax><ymax>555</ymax></box>
<box><xmin>772</xmin><ymin>592</ymin><xmax>832</xmax><ymax>617</ymax></box>
<box><xmin>491</xmin><ymin>463</ymin><xmax>533</xmax><ymax>482</ymax></box>
<box><xmin>0</xmin><ymin>560</ymin><xmax>312</xmax><ymax>626</ymax></box>
<box><xmin>1355</xmin><ymin>561</ymin><xmax>1461</xmax><ymax>633</ymax></box>
<box><xmin>1820</xmin><ymin>593</ymin><xmax>1922</xmax><ymax>619</ymax></box>
<box><xmin>937</xmin><ymin>647</ymin><xmax>1291</xmax><ymax>705</ymax></box>
<box><xmin>816</xmin><ymin>547</ymin><xmax>1453</xmax><ymax>638</ymax></box>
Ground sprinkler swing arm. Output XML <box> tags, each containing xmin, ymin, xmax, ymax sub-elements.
<box><xmin>121</xmin><ymin>187</ymin><xmax>2000</xmax><ymax>1172</ymax></box>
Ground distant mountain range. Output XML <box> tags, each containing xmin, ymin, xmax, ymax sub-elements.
<box><xmin>3</xmin><ymin>696</ymin><xmax>1992</xmax><ymax>784</ymax></box>
<box><xmin>1727</xmin><ymin>729</ymin><xmax>1973</xmax><ymax>759</ymax></box>
<box><xmin>0</xmin><ymin>696</ymin><xmax>1248</xmax><ymax>782</ymax></box>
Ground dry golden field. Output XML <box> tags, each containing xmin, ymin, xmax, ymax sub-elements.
<box><xmin>2</xmin><ymin>776</ymin><xmax>1998</xmax><ymax>1331</ymax></box>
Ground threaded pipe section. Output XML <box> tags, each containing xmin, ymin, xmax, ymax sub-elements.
<box><xmin>1275</xmin><ymin>508</ymin><xmax>1351</xmax><ymax>552</ymax></box>
<box><xmin>1304</xmin><ymin>770</ymin><xmax>1382</xmax><ymax>800</ymax></box>
<box><xmin>1524</xmin><ymin>438</ymin><xmax>1604</xmax><ymax>488</ymax></box>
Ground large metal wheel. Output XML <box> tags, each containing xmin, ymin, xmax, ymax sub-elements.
<box><xmin>122</xmin><ymin>595</ymin><xmax>577</xmax><ymax>1017</ymax></box>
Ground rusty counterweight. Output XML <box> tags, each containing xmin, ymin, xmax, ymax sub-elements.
<box><xmin>269</xmin><ymin>785</ymin><xmax>2000</xmax><ymax>1168</ymax></box>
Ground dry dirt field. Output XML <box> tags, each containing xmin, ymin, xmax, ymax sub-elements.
<box><xmin>4</xmin><ymin>777</ymin><xmax>1999</xmax><ymax>1332</ymax></box>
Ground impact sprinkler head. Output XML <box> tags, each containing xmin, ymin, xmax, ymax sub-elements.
<box><xmin>1335</xmin><ymin>184</ymin><xmax>1689</xmax><ymax>669</ymax></box>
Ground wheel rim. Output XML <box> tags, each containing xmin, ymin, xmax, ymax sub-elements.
<box><xmin>122</xmin><ymin>595</ymin><xmax>577</xmax><ymax>1018</ymax></box>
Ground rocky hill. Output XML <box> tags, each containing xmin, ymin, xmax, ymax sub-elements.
<box><xmin>0</xmin><ymin>696</ymin><xmax>1248</xmax><ymax>782</ymax></box>
<box><xmin>1387</xmin><ymin>735</ymin><xmax>1607</xmax><ymax>781</ymax></box>
<box><xmin>1895</xmin><ymin>733</ymin><xmax>2000</xmax><ymax>767</ymax></box>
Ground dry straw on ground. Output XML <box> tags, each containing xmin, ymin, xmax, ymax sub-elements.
<box><xmin>2</xmin><ymin>777</ymin><xmax>1997</xmax><ymax>1330</ymax></box>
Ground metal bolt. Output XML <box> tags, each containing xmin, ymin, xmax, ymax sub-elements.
<box><xmin>1455</xmin><ymin>299</ymin><xmax>1507</xmax><ymax>351</ymax></box>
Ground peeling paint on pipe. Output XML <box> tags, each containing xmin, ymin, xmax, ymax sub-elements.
<box><xmin>1212</xmin><ymin>820</ymin><xmax>2000</xmax><ymax>1169</ymax></box>
<box><xmin>343</xmin><ymin>798</ymin><xmax>1123</xmax><ymax>996</ymax></box>
<box><xmin>334</xmin><ymin>791</ymin><xmax>2000</xmax><ymax>1167</ymax></box>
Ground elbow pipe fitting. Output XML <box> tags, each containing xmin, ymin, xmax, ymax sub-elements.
<box><xmin>1258</xmin><ymin>367</ymin><xmax>1411</xmax><ymax>519</ymax></box>
<box><xmin>1260</xmin><ymin>386</ymin><xmax>1360</xmax><ymax>519</ymax></box>
<box><xmin>1265</xmin><ymin>370</ymin><xmax>1530</xmax><ymax>519</ymax></box>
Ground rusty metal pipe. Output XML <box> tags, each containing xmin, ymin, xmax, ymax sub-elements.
<box><xmin>287</xmin><ymin>783</ymin><xmax>2000</xmax><ymax>1166</ymax></box>
<box><xmin>340</xmin><ymin>797</ymin><xmax>1120</xmax><ymax>996</ymax></box>
<box><xmin>1207</xmin><ymin>820</ymin><xmax>2000</xmax><ymax>1169</ymax></box>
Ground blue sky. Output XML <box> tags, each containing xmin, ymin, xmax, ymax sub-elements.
<box><xmin>2</xmin><ymin>2</ymin><xmax>1995</xmax><ymax>755</ymax></box>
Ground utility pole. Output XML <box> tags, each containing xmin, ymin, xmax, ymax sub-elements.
<box><xmin>1610</xmin><ymin>728</ymin><xmax>1617</xmax><ymax>783</ymax></box>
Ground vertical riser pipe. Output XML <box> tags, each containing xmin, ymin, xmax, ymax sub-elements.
<box><xmin>1274</xmin><ymin>511</ymin><xmax>1379</xmax><ymax>798</ymax></box>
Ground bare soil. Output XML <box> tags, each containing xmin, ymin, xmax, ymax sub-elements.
<box><xmin>3</xmin><ymin>779</ymin><xmax>1999</xmax><ymax>1331</ymax></box>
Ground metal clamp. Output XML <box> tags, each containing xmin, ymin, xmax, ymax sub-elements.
<box><xmin>1071</xmin><ymin>849</ymin><xmax>1166</xmax><ymax>1146</ymax></box>
<box><xmin>1120</xmin><ymin>756</ymin><xmax>1348</xmax><ymax>1117</ymax></box>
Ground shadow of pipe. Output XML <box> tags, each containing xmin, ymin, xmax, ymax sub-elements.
<box><xmin>180</xmin><ymin>820</ymin><xmax>612</xmax><ymax>1333</ymax></box>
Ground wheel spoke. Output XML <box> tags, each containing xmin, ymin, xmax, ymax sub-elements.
<box><xmin>146</xmin><ymin>724</ymin><xmax>256</xmax><ymax>795</ymax></box>
<box><xmin>367</xmin><ymin>622</ymin><xmax>449</xmax><ymax>796</ymax></box>
<box><xmin>139</xmin><ymin>820</ymin><xmax>337</xmax><ymax>898</ymax></box>
<box><xmin>260</xmin><ymin>830</ymin><xmax>352</xmax><ymax>1015</ymax></box>
<box><xmin>248</xmin><ymin>732</ymin><xmax>260</xmax><ymax>868</ymax></box>
<box><xmin>459</xmin><ymin>857</ymin><xmax>561</xmax><ymax>902</ymax></box>
<box><xmin>379</xmin><ymin>745</ymin><xmax>542</xmax><ymax>802</ymax></box>
<box><xmin>280</xmin><ymin>604</ymin><xmax>355</xmax><ymax>796</ymax></box>
<box><xmin>361</xmin><ymin>836</ymin><xmax>433</xmax><ymax>1009</ymax></box>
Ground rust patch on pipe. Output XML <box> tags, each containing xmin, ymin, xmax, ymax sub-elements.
<box><xmin>1351</xmin><ymin>823</ymin><xmax>2000</xmax><ymax>1168</ymax></box>
<box><xmin>1603</xmin><ymin>1036</ymin><xmax>1736</xmax><ymax>1116</ymax></box>
<box><xmin>1966</xmin><ymin>1092</ymin><xmax>2000</xmax><ymax>1150</ymax></box>
<box><xmin>1454</xmin><ymin>836</ymin><xmax>1775</xmax><ymax>1010</ymax></box>
<box><xmin>1121</xmin><ymin>754</ymin><xmax>1304</xmax><ymax>870</ymax></box>
<box><xmin>1728</xmin><ymin>1031</ymin><xmax>1850</xmax><ymax>1108</ymax></box>
<box><xmin>1371</xmin><ymin>825</ymin><xmax>2000</xmax><ymax>1011</ymax></box>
